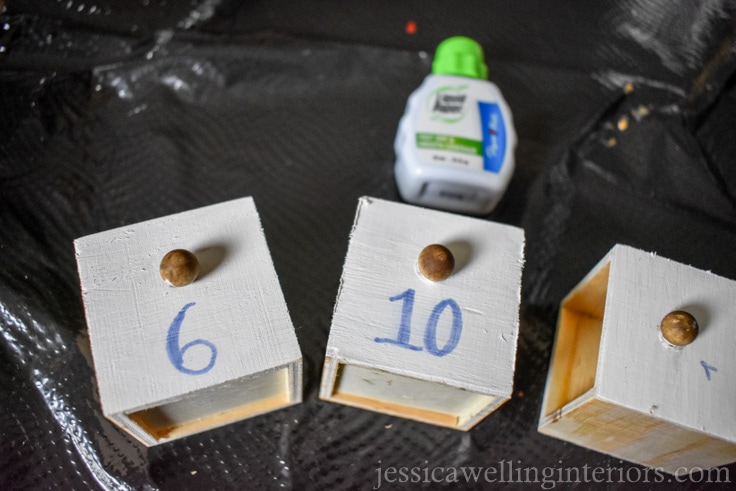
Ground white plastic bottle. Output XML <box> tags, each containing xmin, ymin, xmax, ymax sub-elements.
<box><xmin>394</xmin><ymin>36</ymin><xmax>517</xmax><ymax>215</ymax></box>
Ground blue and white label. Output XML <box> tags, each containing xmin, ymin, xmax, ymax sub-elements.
<box><xmin>478</xmin><ymin>102</ymin><xmax>507</xmax><ymax>173</ymax></box>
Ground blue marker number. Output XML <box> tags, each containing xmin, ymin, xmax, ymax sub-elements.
<box><xmin>424</xmin><ymin>299</ymin><xmax>463</xmax><ymax>357</ymax></box>
<box><xmin>166</xmin><ymin>302</ymin><xmax>217</xmax><ymax>375</ymax></box>
<box><xmin>375</xmin><ymin>288</ymin><xmax>463</xmax><ymax>357</ymax></box>
<box><xmin>700</xmin><ymin>360</ymin><xmax>717</xmax><ymax>381</ymax></box>
<box><xmin>374</xmin><ymin>290</ymin><xmax>423</xmax><ymax>351</ymax></box>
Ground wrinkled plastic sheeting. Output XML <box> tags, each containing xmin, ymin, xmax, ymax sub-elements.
<box><xmin>2</xmin><ymin>1</ymin><xmax>736</xmax><ymax>489</ymax></box>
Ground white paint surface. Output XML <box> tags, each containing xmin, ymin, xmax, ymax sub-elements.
<box><xmin>75</xmin><ymin>197</ymin><xmax>302</xmax><ymax>444</ymax></box>
<box><xmin>321</xmin><ymin>197</ymin><xmax>524</xmax><ymax>427</ymax></box>
<box><xmin>598</xmin><ymin>244</ymin><xmax>736</xmax><ymax>443</ymax></box>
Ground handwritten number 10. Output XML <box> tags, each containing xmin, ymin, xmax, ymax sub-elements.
<box><xmin>375</xmin><ymin>289</ymin><xmax>462</xmax><ymax>357</ymax></box>
<box><xmin>167</xmin><ymin>302</ymin><xmax>218</xmax><ymax>375</ymax></box>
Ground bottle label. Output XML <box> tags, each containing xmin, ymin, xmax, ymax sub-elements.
<box><xmin>415</xmin><ymin>134</ymin><xmax>482</xmax><ymax>155</ymax></box>
<box><xmin>478</xmin><ymin>102</ymin><xmax>506</xmax><ymax>173</ymax></box>
<box><xmin>426</xmin><ymin>85</ymin><xmax>470</xmax><ymax>123</ymax></box>
<box><xmin>415</xmin><ymin>85</ymin><xmax>506</xmax><ymax>174</ymax></box>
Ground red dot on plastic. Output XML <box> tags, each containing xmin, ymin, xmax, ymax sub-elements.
<box><xmin>405</xmin><ymin>20</ymin><xmax>417</xmax><ymax>35</ymax></box>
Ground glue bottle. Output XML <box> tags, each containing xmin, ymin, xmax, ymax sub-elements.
<box><xmin>394</xmin><ymin>36</ymin><xmax>517</xmax><ymax>215</ymax></box>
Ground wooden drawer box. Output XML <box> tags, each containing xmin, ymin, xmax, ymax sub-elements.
<box><xmin>75</xmin><ymin>197</ymin><xmax>302</xmax><ymax>446</ymax></box>
<box><xmin>539</xmin><ymin>244</ymin><xmax>736</xmax><ymax>474</ymax></box>
<box><xmin>320</xmin><ymin>197</ymin><xmax>524</xmax><ymax>430</ymax></box>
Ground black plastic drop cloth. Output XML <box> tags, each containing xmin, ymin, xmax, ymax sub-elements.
<box><xmin>2</xmin><ymin>1</ymin><xmax>736</xmax><ymax>489</ymax></box>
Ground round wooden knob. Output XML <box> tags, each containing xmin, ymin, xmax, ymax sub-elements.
<box><xmin>418</xmin><ymin>244</ymin><xmax>454</xmax><ymax>282</ymax></box>
<box><xmin>160</xmin><ymin>249</ymin><xmax>200</xmax><ymax>287</ymax></box>
<box><xmin>660</xmin><ymin>310</ymin><xmax>698</xmax><ymax>347</ymax></box>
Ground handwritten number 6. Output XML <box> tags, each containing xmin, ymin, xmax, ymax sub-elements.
<box><xmin>166</xmin><ymin>302</ymin><xmax>218</xmax><ymax>375</ymax></box>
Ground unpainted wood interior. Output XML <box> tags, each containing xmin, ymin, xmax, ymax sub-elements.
<box><xmin>540</xmin><ymin>397</ymin><xmax>736</xmax><ymax>475</ymax></box>
<box><xmin>330</xmin><ymin>363</ymin><xmax>495</xmax><ymax>428</ymax></box>
<box><xmin>126</xmin><ymin>366</ymin><xmax>291</xmax><ymax>441</ymax></box>
<box><xmin>542</xmin><ymin>262</ymin><xmax>610</xmax><ymax>417</ymax></box>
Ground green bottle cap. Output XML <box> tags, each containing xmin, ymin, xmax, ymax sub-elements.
<box><xmin>431</xmin><ymin>36</ymin><xmax>488</xmax><ymax>80</ymax></box>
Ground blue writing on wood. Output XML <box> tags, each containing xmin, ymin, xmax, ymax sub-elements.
<box><xmin>424</xmin><ymin>299</ymin><xmax>462</xmax><ymax>357</ymax></box>
<box><xmin>166</xmin><ymin>302</ymin><xmax>217</xmax><ymax>375</ymax></box>
<box><xmin>375</xmin><ymin>288</ymin><xmax>463</xmax><ymax>357</ymax></box>
<box><xmin>700</xmin><ymin>360</ymin><xmax>717</xmax><ymax>381</ymax></box>
<box><xmin>374</xmin><ymin>289</ymin><xmax>423</xmax><ymax>351</ymax></box>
